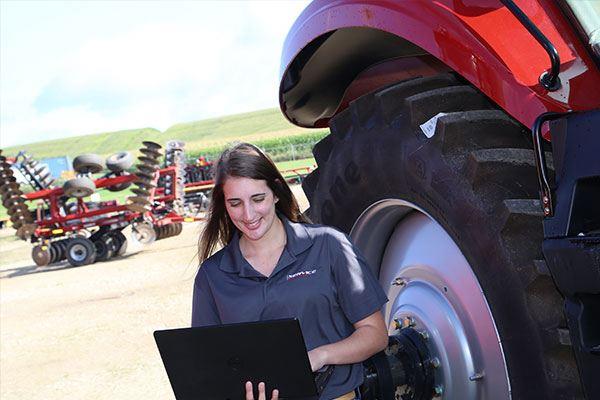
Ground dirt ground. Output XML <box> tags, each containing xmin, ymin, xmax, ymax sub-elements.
<box><xmin>0</xmin><ymin>185</ymin><xmax>307</xmax><ymax>400</ymax></box>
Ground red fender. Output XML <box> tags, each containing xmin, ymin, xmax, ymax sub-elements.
<box><xmin>279</xmin><ymin>0</ymin><xmax>600</xmax><ymax>130</ymax></box>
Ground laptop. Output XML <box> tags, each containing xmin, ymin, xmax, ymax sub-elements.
<box><xmin>154</xmin><ymin>318</ymin><xmax>332</xmax><ymax>400</ymax></box>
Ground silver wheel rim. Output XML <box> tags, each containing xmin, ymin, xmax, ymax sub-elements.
<box><xmin>69</xmin><ymin>243</ymin><xmax>88</xmax><ymax>262</ymax></box>
<box><xmin>351</xmin><ymin>199</ymin><xmax>511</xmax><ymax>399</ymax></box>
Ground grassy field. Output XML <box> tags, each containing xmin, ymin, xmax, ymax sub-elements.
<box><xmin>2</xmin><ymin>108</ymin><xmax>326</xmax><ymax>159</ymax></box>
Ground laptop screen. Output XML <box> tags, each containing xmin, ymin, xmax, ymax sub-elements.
<box><xmin>154</xmin><ymin>318</ymin><xmax>319</xmax><ymax>400</ymax></box>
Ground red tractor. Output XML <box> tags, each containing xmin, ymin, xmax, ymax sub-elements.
<box><xmin>279</xmin><ymin>1</ymin><xmax>599</xmax><ymax>399</ymax></box>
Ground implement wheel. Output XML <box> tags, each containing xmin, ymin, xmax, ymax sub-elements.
<box><xmin>63</xmin><ymin>177</ymin><xmax>96</xmax><ymax>198</ymax></box>
<box><xmin>66</xmin><ymin>237</ymin><xmax>96</xmax><ymax>266</ymax></box>
<box><xmin>94</xmin><ymin>235</ymin><xmax>115</xmax><ymax>262</ymax></box>
<box><xmin>106</xmin><ymin>151</ymin><xmax>133</xmax><ymax>172</ymax></box>
<box><xmin>111</xmin><ymin>230</ymin><xmax>128</xmax><ymax>256</ymax></box>
<box><xmin>72</xmin><ymin>154</ymin><xmax>104</xmax><ymax>174</ymax></box>
<box><xmin>303</xmin><ymin>74</ymin><xmax>581</xmax><ymax>399</ymax></box>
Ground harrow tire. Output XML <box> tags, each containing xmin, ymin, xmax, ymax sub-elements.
<box><xmin>63</xmin><ymin>177</ymin><xmax>96</xmax><ymax>198</ymax></box>
<box><xmin>106</xmin><ymin>181</ymin><xmax>132</xmax><ymax>192</ymax></box>
<box><xmin>53</xmin><ymin>240</ymin><xmax>68</xmax><ymax>263</ymax></box>
<box><xmin>106</xmin><ymin>151</ymin><xmax>133</xmax><ymax>172</ymax></box>
<box><xmin>66</xmin><ymin>237</ymin><xmax>96</xmax><ymax>266</ymax></box>
<box><xmin>105</xmin><ymin>171</ymin><xmax>132</xmax><ymax>192</ymax></box>
<box><xmin>303</xmin><ymin>74</ymin><xmax>582</xmax><ymax>399</ymax></box>
<box><xmin>94</xmin><ymin>235</ymin><xmax>115</xmax><ymax>262</ymax></box>
<box><xmin>72</xmin><ymin>154</ymin><xmax>104</xmax><ymax>174</ymax></box>
<box><xmin>111</xmin><ymin>230</ymin><xmax>127</xmax><ymax>256</ymax></box>
<box><xmin>32</xmin><ymin>245</ymin><xmax>51</xmax><ymax>267</ymax></box>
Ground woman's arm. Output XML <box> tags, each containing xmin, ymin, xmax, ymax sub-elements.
<box><xmin>191</xmin><ymin>267</ymin><xmax>221</xmax><ymax>327</ymax></box>
<box><xmin>307</xmin><ymin>310</ymin><xmax>388</xmax><ymax>372</ymax></box>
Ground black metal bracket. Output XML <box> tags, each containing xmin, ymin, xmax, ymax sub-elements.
<box><xmin>532</xmin><ymin>112</ymin><xmax>565</xmax><ymax>217</ymax></box>
<box><xmin>501</xmin><ymin>0</ymin><xmax>562</xmax><ymax>91</ymax></box>
<box><xmin>541</xmin><ymin>109</ymin><xmax>600</xmax><ymax>400</ymax></box>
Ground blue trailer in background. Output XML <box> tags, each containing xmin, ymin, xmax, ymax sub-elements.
<box><xmin>40</xmin><ymin>156</ymin><xmax>72</xmax><ymax>180</ymax></box>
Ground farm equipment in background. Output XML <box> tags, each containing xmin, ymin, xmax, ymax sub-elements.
<box><xmin>279</xmin><ymin>1</ymin><xmax>600</xmax><ymax>399</ymax></box>
<box><xmin>181</xmin><ymin>163</ymin><xmax>313</xmax><ymax>216</ymax></box>
<box><xmin>0</xmin><ymin>141</ymin><xmax>202</xmax><ymax>268</ymax></box>
<box><xmin>178</xmin><ymin>151</ymin><xmax>314</xmax><ymax>215</ymax></box>
<box><xmin>179</xmin><ymin>155</ymin><xmax>214</xmax><ymax>215</ymax></box>
<box><xmin>12</xmin><ymin>151</ymin><xmax>55</xmax><ymax>191</ymax></box>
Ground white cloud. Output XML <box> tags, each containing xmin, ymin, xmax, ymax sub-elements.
<box><xmin>0</xmin><ymin>1</ymin><xmax>309</xmax><ymax>148</ymax></box>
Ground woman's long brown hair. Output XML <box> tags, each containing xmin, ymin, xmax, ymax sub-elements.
<box><xmin>198</xmin><ymin>143</ymin><xmax>307</xmax><ymax>264</ymax></box>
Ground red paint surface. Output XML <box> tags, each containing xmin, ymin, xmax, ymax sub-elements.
<box><xmin>280</xmin><ymin>0</ymin><xmax>600</xmax><ymax>129</ymax></box>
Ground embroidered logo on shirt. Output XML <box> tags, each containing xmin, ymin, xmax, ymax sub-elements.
<box><xmin>286</xmin><ymin>269</ymin><xmax>317</xmax><ymax>281</ymax></box>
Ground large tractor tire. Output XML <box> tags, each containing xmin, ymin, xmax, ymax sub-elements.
<box><xmin>303</xmin><ymin>74</ymin><xmax>581</xmax><ymax>400</ymax></box>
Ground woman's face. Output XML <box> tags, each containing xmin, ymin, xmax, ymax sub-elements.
<box><xmin>222</xmin><ymin>176</ymin><xmax>279</xmax><ymax>242</ymax></box>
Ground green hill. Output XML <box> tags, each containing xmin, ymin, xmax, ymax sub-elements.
<box><xmin>2</xmin><ymin>108</ymin><xmax>320</xmax><ymax>159</ymax></box>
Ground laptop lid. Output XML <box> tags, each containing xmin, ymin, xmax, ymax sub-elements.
<box><xmin>154</xmin><ymin>318</ymin><xmax>319</xmax><ymax>400</ymax></box>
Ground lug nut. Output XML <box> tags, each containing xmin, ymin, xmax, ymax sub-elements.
<box><xmin>401</xmin><ymin>316</ymin><xmax>416</xmax><ymax>328</ymax></box>
<box><xmin>429</xmin><ymin>357</ymin><xmax>440</xmax><ymax>368</ymax></box>
<box><xmin>391</xmin><ymin>277</ymin><xmax>406</xmax><ymax>287</ymax></box>
<box><xmin>469</xmin><ymin>372</ymin><xmax>485</xmax><ymax>381</ymax></box>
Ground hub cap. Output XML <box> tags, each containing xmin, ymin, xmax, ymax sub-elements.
<box><xmin>69</xmin><ymin>243</ymin><xmax>88</xmax><ymax>262</ymax></box>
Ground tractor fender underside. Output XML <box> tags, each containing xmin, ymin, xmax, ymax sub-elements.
<box><xmin>279</xmin><ymin>0</ymin><xmax>600</xmax><ymax>130</ymax></box>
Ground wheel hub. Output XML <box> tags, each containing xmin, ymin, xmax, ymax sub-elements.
<box><xmin>389</xmin><ymin>326</ymin><xmax>437</xmax><ymax>400</ymax></box>
<box><xmin>351</xmin><ymin>199</ymin><xmax>511</xmax><ymax>400</ymax></box>
<box><xmin>69</xmin><ymin>243</ymin><xmax>87</xmax><ymax>262</ymax></box>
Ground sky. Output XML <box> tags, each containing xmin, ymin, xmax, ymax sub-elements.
<box><xmin>0</xmin><ymin>0</ymin><xmax>310</xmax><ymax>148</ymax></box>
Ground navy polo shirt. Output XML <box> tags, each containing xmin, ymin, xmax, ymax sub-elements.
<box><xmin>192</xmin><ymin>216</ymin><xmax>388</xmax><ymax>399</ymax></box>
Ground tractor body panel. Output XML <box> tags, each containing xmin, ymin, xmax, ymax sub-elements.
<box><xmin>279</xmin><ymin>0</ymin><xmax>600</xmax><ymax>130</ymax></box>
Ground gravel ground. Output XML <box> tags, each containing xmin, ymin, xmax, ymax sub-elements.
<box><xmin>0</xmin><ymin>185</ymin><xmax>307</xmax><ymax>400</ymax></box>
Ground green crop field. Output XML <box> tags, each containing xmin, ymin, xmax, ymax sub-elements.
<box><xmin>2</xmin><ymin>108</ymin><xmax>327</xmax><ymax>160</ymax></box>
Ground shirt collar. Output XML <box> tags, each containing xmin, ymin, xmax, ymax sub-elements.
<box><xmin>218</xmin><ymin>213</ymin><xmax>313</xmax><ymax>277</ymax></box>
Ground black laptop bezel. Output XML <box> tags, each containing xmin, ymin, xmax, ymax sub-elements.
<box><xmin>154</xmin><ymin>318</ymin><xmax>319</xmax><ymax>400</ymax></box>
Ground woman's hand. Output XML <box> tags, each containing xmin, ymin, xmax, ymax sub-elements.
<box><xmin>307</xmin><ymin>347</ymin><xmax>328</xmax><ymax>372</ymax></box>
<box><xmin>307</xmin><ymin>311</ymin><xmax>388</xmax><ymax>370</ymax></box>
<box><xmin>245</xmin><ymin>381</ymin><xmax>279</xmax><ymax>400</ymax></box>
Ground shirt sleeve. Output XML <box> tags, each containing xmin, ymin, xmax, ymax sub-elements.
<box><xmin>329</xmin><ymin>231</ymin><xmax>388</xmax><ymax>324</ymax></box>
<box><xmin>191</xmin><ymin>266</ymin><xmax>221</xmax><ymax>327</ymax></box>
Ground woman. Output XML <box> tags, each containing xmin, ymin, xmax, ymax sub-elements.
<box><xmin>192</xmin><ymin>143</ymin><xmax>388</xmax><ymax>400</ymax></box>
